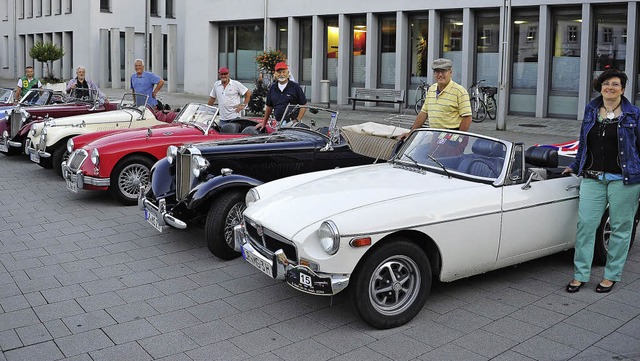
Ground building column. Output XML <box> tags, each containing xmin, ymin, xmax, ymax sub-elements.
<box><xmin>625</xmin><ymin>2</ymin><xmax>637</xmax><ymax>101</ymax></box>
<box><xmin>265</xmin><ymin>18</ymin><xmax>277</xmax><ymax>50</ymax></box>
<box><xmin>167</xmin><ymin>24</ymin><xmax>178</xmax><ymax>92</ymax></box>
<box><xmin>287</xmin><ymin>17</ymin><xmax>300</xmax><ymax>82</ymax></box>
<box><xmin>99</xmin><ymin>29</ymin><xmax>109</xmax><ymax>88</ymax></box>
<box><xmin>536</xmin><ymin>5</ymin><xmax>550</xmax><ymax>118</ymax></box>
<box><xmin>311</xmin><ymin>15</ymin><xmax>323</xmax><ymax>102</ymax></box>
<box><xmin>396</xmin><ymin>11</ymin><xmax>409</xmax><ymax>111</ymax></box>
<box><xmin>110</xmin><ymin>27</ymin><xmax>121</xmax><ymax>88</ymax></box>
<box><xmin>152</xmin><ymin>25</ymin><xmax>162</xmax><ymax>79</ymax></box>
<box><xmin>577</xmin><ymin>3</ymin><xmax>593</xmax><ymax>120</ymax></box>
<box><xmin>461</xmin><ymin>8</ymin><xmax>474</xmax><ymax>88</ymax></box>
<box><xmin>427</xmin><ymin>9</ymin><xmax>440</xmax><ymax>85</ymax></box>
<box><xmin>208</xmin><ymin>22</ymin><xmax>219</xmax><ymax>93</ymax></box>
<box><xmin>496</xmin><ymin>3</ymin><xmax>511</xmax><ymax>130</ymax></box>
<box><xmin>124</xmin><ymin>27</ymin><xmax>135</xmax><ymax>90</ymax></box>
<box><xmin>62</xmin><ymin>31</ymin><xmax>72</xmax><ymax>80</ymax></box>
<box><xmin>365</xmin><ymin>12</ymin><xmax>378</xmax><ymax>90</ymax></box>
<box><xmin>337</xmin><ymin>14</ymin><xmax>350</xmax><ymax>105</ymax></box>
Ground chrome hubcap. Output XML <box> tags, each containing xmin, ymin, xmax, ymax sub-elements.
<box><xmin>368</xmin><ymin>255</ymin><xmax>420</xmax><ymax>316</ymax></box>
<box><xmin>118</xmin><ymin>163</ymin><xmax>150</xmax><ymax>199</ymax></box>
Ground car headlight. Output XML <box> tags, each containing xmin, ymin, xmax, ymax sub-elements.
<box><xmin>191</xmin><ymin>154</ymin><xmax>209</xmax><ymax>177</ymax></box>
<box><xmin>2</xmin><ymin>130</ymin><xmax>8</xmax><ymax>138</ymax></box>
<box><xmin>66</xmin><ymin>138</ymin><xmax>74</xmax><ymax>153</ymax></box>
<box><xmin>90</xmin><ymin>148</ymin><xmax>100</xmax><ymax>165</ymax></box>
<box><xmin>20</xmin><ymin>110</ymin><xmax>30</xmax><ymax>122</ymax></box>
<box><xmin>245</xmin><ymin>188</ymin><xmax>260</xmax><ymax>207</ymax></box>
<box><xmin>166</xmin><ymin>145</ymin><xmax>178</xmax><ymax>164</ymax></box>
<box><xmin>318</xmin><ymin>221</ymin><xmax>340</xmax><ymax>255</ymax></box>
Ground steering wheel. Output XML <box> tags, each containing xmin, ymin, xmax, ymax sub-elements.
<box><xmin>466</xmin><ymin>159</ymin><xmax>499</xmax><ymax>178</ymax></box>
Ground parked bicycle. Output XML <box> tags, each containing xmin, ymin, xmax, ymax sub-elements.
<box><xmin>468</xmin><ymin>80</ymin><xmax>498</xmax><ymax>123</ymax></box>
<box><xmin>414</xmin><ymin>79</ymin><xmax>429</xmax><ymax>114</ymax></box>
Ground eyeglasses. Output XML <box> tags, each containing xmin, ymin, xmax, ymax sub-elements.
<box><xmin>433</xmin><ymin>69</ymin><xmax>450</xmax><ymax>74</ymax></box>
<box><xmin>219</xmin><ymin>73</ymin><xmax>229</xmax><ymax>75</ymax></box>
<box><xmin>602</xmin><ymin>82</ymin><xmax>621</xmax><ymax>88</ymax></box>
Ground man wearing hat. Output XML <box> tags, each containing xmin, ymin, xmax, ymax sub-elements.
<box><xmin>401</xmin><ymin>58</ymin><xmax>472</xmax><ymax>138</ymax></box>
<box><xmin>207</xmin><ymin>67</ymin><xmax>252</xmax><ymax>125</ymax></box>
<box><xmin>257</xmin><ymin>61</ymin><xmax>307</xmax><ymax>130</ymax></box>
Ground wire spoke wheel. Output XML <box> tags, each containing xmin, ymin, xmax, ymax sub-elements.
<box><xmin>118</xmin><ymin>163</ymin><xmax>150</xmax><ymax>199</ymax></box>
<box><xmin>224</xmin><ymin>202</ymin><xmax>246</xmax><ymax>248</ymax></box>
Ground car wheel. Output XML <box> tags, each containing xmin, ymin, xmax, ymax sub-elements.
<box><xmin>205</xmin><ymin>190</ymin><xmax>245</xmax><ymax>260</ymax></box>
<box><xmin>52</xmin><ymin>145</ymin><xmax>70</xmax><ymax>178</ymax></box>
<box><xmin>594</xmin><ymin>206</ymin><xmax>639</xmax><ymax>266</ymax></box>
<box><xmin>110</xmin><ymin>155</ymin><xmax>154</xmax><ymax>206</ymax></box>
<box><xmin>350</xmin><ymin>238</ymin><xmax>431</xmax><ymax>329</ymax></box>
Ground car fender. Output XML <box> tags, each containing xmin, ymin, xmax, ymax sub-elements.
<box><xmin>187</xmin><ymin>174</ymin><xmax>263</xmax><ymax>210</ymax></box>
<box><xmin>150</xmin><ymin>158</ymin><xmax>174</xmax><ymax>197</ymax></box>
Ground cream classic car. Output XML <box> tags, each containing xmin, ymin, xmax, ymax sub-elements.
<box><xmin>234</xmin><ymin>128</ymin><xmax>626</xmax><ymax>329</ymax></box>
<box><xmin>27</xmin><ymin>93</ymin><xmax>165</xmax><ymax>176</ymax></box>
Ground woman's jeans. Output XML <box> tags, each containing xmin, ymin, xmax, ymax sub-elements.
<box><xmin>574</xmin><ymin>177</ymin><xmax>640</xmax><ymax>282</ymax></box>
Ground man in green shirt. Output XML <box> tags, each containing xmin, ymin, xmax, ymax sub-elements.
<box><xmin>15</xmin><ymin>66</ymin><xmax>42</xmax><ymax>103</ymax></box>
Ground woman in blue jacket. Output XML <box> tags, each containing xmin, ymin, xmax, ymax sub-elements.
<box><xmin>565</xmin><ymin>67</ymin><xmax>640</xmax><ymax>293</ymax></box>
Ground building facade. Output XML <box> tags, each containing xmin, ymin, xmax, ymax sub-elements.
<box><xmin>1</xmin><ymin>1</ymin><xmax>638</xmax><ymax>121</ymax></box>
<box><xmin>0</xmin><ymin>0</ymin><xmax>183</xmax><ymax>91</ymax></box>
<box><xmin>186</xmin><ymin>0</ymin><xmax>639</xmax><ymax>121</ymax></box>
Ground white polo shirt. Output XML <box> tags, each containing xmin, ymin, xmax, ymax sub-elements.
<box><xmin>209</xmin><ymin>79</ymin><xmax>249</xmax><ymax>121</ymax></box>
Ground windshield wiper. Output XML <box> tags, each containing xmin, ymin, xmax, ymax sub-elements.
<box><xmin>427</xmin><ymin>154</ymin><xmax>451</xmax><ymax>178</ymax></box>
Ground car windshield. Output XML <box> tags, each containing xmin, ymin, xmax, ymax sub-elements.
<box><xmin>119</xmin><ymin>93</ymin><xmax>147</xmax><ymax>113</ymax></box>
<box><xmin>20</xmin><ymin>89</ymin><xmax>53</xmax><ymax>106</ymax></box>
<box><xmin>68</xmin><ymin>88</ymin><xmax>98</xmax><ymax>103</ymax></box>
<box><xmin>0</xmin><ymin>88</ymin><xmax>13</xmax><ymax>103</ymax></box>
<box><xmin>275</xmin><ymin>104</ymin><xmax>340</xmax><ymax>144</ymax></box>
<box><xmin>395</xmin><ymin>129</ymin><xmax>507</xmax><ymax>181</ymax></box>
<box><xmin>174</xmin><ymin>103</ymin><xmax>219</xmax><ymax>133</ymax></box>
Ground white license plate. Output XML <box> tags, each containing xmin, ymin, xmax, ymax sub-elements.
<box><xmin>244</xmin><ymin>249</ymin><xmax>273</xmax><ymax>277</ymax></box>
<box><xmin>29</xmin><ymin>151</ymin><xmax>40</xmax><ymax>163</ymax></box>
<box><xmin>144</xmin><ymin>209</ymin><xmax>163</xmax><ymax>233</ymax></box>
<box><xmin>0</xmin><ymin>143</ymin><xmax>7</xmax><ymax>152</ymax></box>
<box><xmin>66</xmin><ymin>178</ymin><xmax>78</xmax><ymax>193</ymax></box>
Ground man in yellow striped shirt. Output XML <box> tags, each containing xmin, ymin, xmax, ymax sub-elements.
<box><xmin>401</xmin><ymin>58</ymin><xmax>472</xmax><ymax>139</ymax></box>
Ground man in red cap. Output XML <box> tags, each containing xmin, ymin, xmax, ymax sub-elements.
<box><xmin>256</xmin><ymin>61</ymin><xmax>307</xmax><ymax>130</ymax></box>
<box><xmin>208</xmin><ymin>67</ymin><xmax>252</xmax><ymax>124</ymax></box>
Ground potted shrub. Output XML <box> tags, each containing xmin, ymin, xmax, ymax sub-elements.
<box><xmin>29</xmin><ymin>41</ymin><xmax>65</xmax><ymax>90</ymax></box>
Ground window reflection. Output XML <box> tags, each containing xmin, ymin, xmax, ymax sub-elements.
<box><xmin>325</xmin><ymin>18</ymin><xmax>338</xmax><ymax>84</ymax></box>
<box><xmin>592</xmin><ymin>6</ymin><xmax>627</xmax><ymax>84</ymax></box>
<box><xmin>379</xmin><ymin>16</ymin><xmax>396</xmax><ymax>87</ymax></box>
<box><xmin>409</xmin><ymin>14</ymin><xmax>428</xmax><ymax>85</ymax></box>
<box><xmin>351</xmin><ymin>16</ymin><xmax>366</xmax><ymax>86</ymax></box>
<box><xmin>441</xmin><ymin>12</ymin><xmax>463</xmax><ymax>84</ymax></box>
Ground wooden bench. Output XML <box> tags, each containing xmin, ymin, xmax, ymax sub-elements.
<box><xmin>348</xmin><ymin>88</ymin><xmax>405</xmax><ymax>113</ymax></box>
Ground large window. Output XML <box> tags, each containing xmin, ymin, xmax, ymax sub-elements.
<box><xmin>351</xmin><ymin>16</ymin><xmax>366</xmax><ymax>86</ymax></box>
<box><xmin>378</xmin><ymin>16</ymin><xmax>396</xmax><ymax>87</ymax></box>
<box><xmin>510</xmin><ymin>10</ymin><xmax>539</xmax><ymax>115</ymax></box>
<box><xmin>549</xmin><ymin>8</ymin><xmax>582</xmax><ymax>117</ymax></box>
<box><xmin>299</xmin><ymin>18</ymin><xmax>312</xmax><ymax>84</ymax></box>
<box><xmin>218</xmin><ymin>23</ymin><xmax>264</xmax><ymax>81</ymax></box>
<box><xmin>275</xmin><ymin>19</ymin><xmax>288</xmax><ymax>55</ymax></box>
<box><xmin>409</xmin><ymin>14</ymin><xmax>428</xmax><ymax>85</ymax></box>
<box><xmin>441</xmin><ymin>12</ymin><xmax>463</xmax><ymax>84</ymax></box>
<box><xmin>325</xmin><ymin>18</ymin><xmax>338</xmax><ymax>84</ymax></box>
<box><xmin>476</xmin><ymin>11</ymin><xmax>500</xmax><ymax>87</ymax></box>
<box><xmin>592</xmin><ymin>6</ymin><xmax>627</xmax><ymax>83</ymax></box>
<box><xmin>150</xmin><ymin>0</ymin><xmax>158</xmax><ymax>17</ymax></box>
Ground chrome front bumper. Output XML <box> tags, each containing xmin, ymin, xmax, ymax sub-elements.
<box><xmin>61</xmin><ymin>161</ymin><xmax>111</xmax><ymax>189</ymax></box>
<box><xmin>234</xmin><ymin>224</ymin><xmax>349</xmax><ymax>295</ymax></box>
<box><xmin>138</xmin><ymin>186</ymin><xmax>188</xmax><ymax>230</ymax></box>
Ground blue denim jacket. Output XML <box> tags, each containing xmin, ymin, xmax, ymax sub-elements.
<box><xmin>569</xmin><ymin>95</ymin><xmax>640</xmax><ymax>185</ymax></box>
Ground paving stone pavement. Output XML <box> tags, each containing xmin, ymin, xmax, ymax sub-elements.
<box><xmin>1</xmin><ymin>81</ymin><xmax>639</xmax><ymax>360</ymax></box>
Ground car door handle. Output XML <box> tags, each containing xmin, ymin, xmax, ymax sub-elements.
<box><xmin>566</xmin><ymin>184</ymin><xmax>580</xmax><ymax>191</ymax></box>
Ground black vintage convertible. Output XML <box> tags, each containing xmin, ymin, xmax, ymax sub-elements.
<box><xmin>139</xmin><ymin>105</ymin><xmax>404</xmax><ymax>259</ymax></box>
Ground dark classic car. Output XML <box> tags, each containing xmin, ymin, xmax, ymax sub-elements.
<box><xmin>140</xmin><ymin>105</ymin><xmax>403</xmax><ymax>260</ymax></box>
<box><xmin>1</xmin><ymin>88</ymin><xmax>115</xmax><ymax>155</ymax></box>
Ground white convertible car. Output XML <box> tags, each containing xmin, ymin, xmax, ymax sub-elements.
<box><xmin>234</xmin><ymin>128</ymin><xmax>597</xmax><ymax>329</ymax></box>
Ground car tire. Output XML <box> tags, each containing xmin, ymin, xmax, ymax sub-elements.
<box><xmin>205</xmin><ymin>190</ymin><xmax>245</xmax><ymax>260</ymax></box>
<box><xmin>52</xmin><ymin>145</ymin><xmax>70</xmax><ymax>178</ymax></box>
<box><xmin>350</xmin><ymin>238</ymin><xmax>431</xmax><ymax>329</ymax></box>
<box><xmin>594</xmin><ymin>206</ymin><xmax>639</xmax><ymax>266</ymax></box>
<box><xmin>110</xmin><ymin>155</ymin><xmax>154</xmax><ymax>206</ymax></box>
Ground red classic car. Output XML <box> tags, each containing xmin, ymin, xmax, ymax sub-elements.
<box><xmin>62</xmin><ymin>103</ymin><xmax>270</xmax><ymax>205</ymax></box>
<box><xmin>1</xmin><ymin>88</ymin><xmax>116</xmax><ymax>155</ymax></box>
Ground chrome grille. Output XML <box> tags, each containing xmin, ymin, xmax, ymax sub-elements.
<box><xmin>176</xmin><ymin>148</ymin><xmax>192</xmax><ymax>201</ymax></box>
<box><xmin>9</xmin><ymin>111</ymin><xmax>20</xmax><ymax>138</ymax></box>
<box><xmin>245</xmin><ymin>218</ymin><xmax>298</xmax><ymax>262</ymax></box>
<box><xmin>67</xmin><ymin>149</ymin><xmax>88</xmax><ymax>171</ymax></box>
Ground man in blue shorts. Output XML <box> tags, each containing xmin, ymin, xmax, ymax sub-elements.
<box><xmin>130</xmin><ymin>59</ymin><xmax>165</xmax><ymax>107</ymax></box>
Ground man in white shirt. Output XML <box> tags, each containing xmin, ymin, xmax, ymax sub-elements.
<box><xmin>207</xmin><ymin>67</ymin><xmax>252</xmax><ymax>124</ymax></box>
